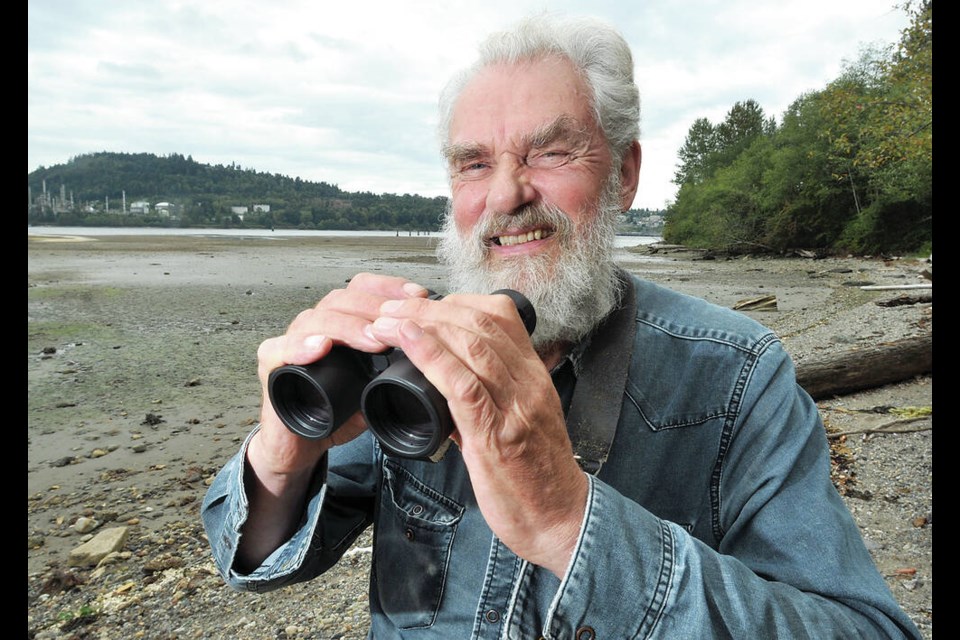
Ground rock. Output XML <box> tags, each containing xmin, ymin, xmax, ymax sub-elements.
<box><xmin>39</xmin><ymin>569</ymin><xmax>84</xmax><ymax>595</ymax></box>
<box><xmin>95</xmin><ymin>551</ymin><xmax>130</xmax><ymax>568</ymax></box>
<box><xmin>68</xmin><ymin>526</ymin><xmax>129</xmax><ymax>567</ymax></box>
<box><xmin>72</xmin><ymin>516</ymin><xmax>99</xmax><ymax>534</ymax></box>
<box><xmin>144</xmin><ymin>554</ymin><xmax>185</xmax><ymax>573</ymax></box>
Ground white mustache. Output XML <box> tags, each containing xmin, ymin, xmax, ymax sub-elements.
<box><xmin>472</xmin><ymin>203</ymin><xmax>574</xmax><ymax>250</ymax></box>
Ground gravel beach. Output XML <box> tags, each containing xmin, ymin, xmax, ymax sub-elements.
<box><xmin>27</xmin><ymin>231</ymin><xmax>933</xmax><ymax>639</ymax></box>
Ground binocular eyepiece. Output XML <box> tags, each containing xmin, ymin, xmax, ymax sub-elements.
<box><xmin>267</xmin><ymin>290</ymin><xmax>536</xmax><ymax>462</ymax></box>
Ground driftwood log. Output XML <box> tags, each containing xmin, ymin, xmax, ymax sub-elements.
<box><xmin>795</xmin><ymin>333</ymin><xmax>932</xmax><ymax>400</ymax></box>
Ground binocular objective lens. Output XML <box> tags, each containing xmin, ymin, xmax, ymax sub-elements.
<box><xmin>364</xmin><ymin>385</ymin><xmax>435</xmax><ymax>452</ymax></box>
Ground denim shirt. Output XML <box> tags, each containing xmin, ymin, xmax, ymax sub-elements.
<box><xmin>202</xmin><ymin>274</ymin><xmax>921</xmax><ymax>639</ymax></box>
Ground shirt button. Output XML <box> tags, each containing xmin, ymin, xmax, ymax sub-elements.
<box><xmin>576</xmin><ymin>627</ymin><xmax>596</xmax><ymax>640</ymax></box>
<box><xmin>484</xmin><ymin>609</ymin><xmax>500</xmax><ymax>623</ymax></box>
<box><xmin>404</xmin><ymin>528</ymin><xmax>415</xmax><ymax>541</ymax></box>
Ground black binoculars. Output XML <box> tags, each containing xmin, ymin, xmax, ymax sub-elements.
<box><xmin>267</xmin><ymin>289</ymin><xmax>536</xmax><ymax>462</ymax></box>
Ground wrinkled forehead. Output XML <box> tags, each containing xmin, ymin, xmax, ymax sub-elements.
<box><xmin>449</xmin><ymin>57</ymin><xmax>598</xmax><ymax>147</ymax></box>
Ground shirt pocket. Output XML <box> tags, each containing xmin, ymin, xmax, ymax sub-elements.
<box><xmin>375</xmin><ymin>458</ymin><xmax>465</xmax><ymax>629</ymax></box>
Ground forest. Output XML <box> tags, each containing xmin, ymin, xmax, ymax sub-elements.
<box><xmin>27</xmin><ymin>151</ymin><xmax>453</xmax><ymax>233</ymax></box>
<box><xmin>663</xmin><ymin>1</ymin><xmax>931</xmax><ymax>255</ymax></box>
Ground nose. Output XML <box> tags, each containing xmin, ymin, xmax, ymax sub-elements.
<box><xmin>485</xmin><ymin>155</ymin><xmax>536</xmax><ymax>215</ymax></box>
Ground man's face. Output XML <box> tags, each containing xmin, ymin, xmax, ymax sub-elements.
<box><xmin>438</xmin><ymin>57</ymin><xmax>629</xmax><ymax>352</ymax></box>
<box><xmin>443</xmin><ymin>57</ymin><xmax>618</xmax><ymax>272</ymax></box>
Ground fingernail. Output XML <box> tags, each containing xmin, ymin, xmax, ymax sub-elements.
<box><xmin>403</xmin><ymin>282</ymin><xmax>428</xmax><ymax>297</ymax></box>
<box><xmin>380</xmin><ymin>300</ymin><xmax>402</xmax><ymax>314</ymax></box>
<box><xmin>373</xmin><ymin>316</ymin><xmax>400</xmax><ymax>331</ymax></box>
<box><xmin>303</xmin><ymin>335</ymin><xmax>327</xmax><ymax>350</ymax></box>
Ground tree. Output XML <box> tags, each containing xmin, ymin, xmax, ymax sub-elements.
<box><xmin>674</xmin><ymin>118</ymin><xmax>717</xmax><ymax>185</ymax></box>
<box><xmin>816</xmin><ymin>1</ymin><xmax>931</xmax><ymax>253</ymax></box>
<box><xmin>674</xmin><ymin>100</ymin><xmax>770</xmax><ymax>187</ymax></box>
<box><xmin>713</xmin><ymin>99</ymin><xmax>770</xmax><ymax>166</ymax></box>
<box><xmin>862</xmin><ymin>0</ymin><xmax>932</xmax><ymax>206</ymax></box>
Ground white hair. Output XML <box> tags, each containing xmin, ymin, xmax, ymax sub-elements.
<box><xmin>437</xmin><ymin>13</ymin><xmax>641</xmax><ymax>171</ymax></box>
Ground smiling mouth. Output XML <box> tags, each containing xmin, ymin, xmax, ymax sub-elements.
<box><xmin>490</xmin><ymin>228</ymin><xmax>554</xmax><ymax>247</ymax></box>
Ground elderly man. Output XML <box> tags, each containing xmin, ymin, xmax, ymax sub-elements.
<box><xmin>202</xmin><ymin>14</ymin><xmax>921</xmax><ymax>639</ymax></box>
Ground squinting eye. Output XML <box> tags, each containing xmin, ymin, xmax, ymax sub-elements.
<box><xmin>455</xmin><ymin>162</ymin><xmax>492</xmax><ymax>180</ymax></box>
<box><xmin>527</xmin><ymin>151</ymin><xmax>571</xmax><ymax>169</ymax></box>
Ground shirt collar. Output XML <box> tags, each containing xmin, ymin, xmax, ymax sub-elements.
<box><xmin>549</xmin><ymin>330</ymin><xmax>594</xmax><ymax>379</ymax></box>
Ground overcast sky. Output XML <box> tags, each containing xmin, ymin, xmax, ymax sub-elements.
<box><xmin>27</xmin><ymin>1</ymin><xmax>908</xmax><ymax>210</ymax></box>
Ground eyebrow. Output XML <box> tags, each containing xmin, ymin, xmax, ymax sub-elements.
<box><xmin>525</xmin><ymin>114</ymin><xmax>589</xmax><ymax>148</ymax></box>
<box><xmin>442</xmin><ymin>114</ymin><xmax>590</xmax><ymax>166</ymax></box>
<box><xmin>441</xmin><ymin>141</ymin><xmax>486</xmax><ymax>166</ymax></box>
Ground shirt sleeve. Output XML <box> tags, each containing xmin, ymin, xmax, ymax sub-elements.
<box><xmin>201</xmin><ymin>426</ymin><xmax>378</xmax><ymax>592</ymax></box>
<box><xmin>541</xmin><ymin>342</ymin><xmax>922</xmax><ymax>640</ymax></box>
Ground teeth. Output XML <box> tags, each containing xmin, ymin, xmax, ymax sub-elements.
<box><xmin>498</xmin><ymin>229</ymin><xmax>544</xmax><ymax>246</ymax></box>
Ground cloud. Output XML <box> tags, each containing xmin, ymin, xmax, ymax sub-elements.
<box><xmin>27</xmin><ymin>1</ymin><xmax>909</xmax><ymax>209</ymax></box>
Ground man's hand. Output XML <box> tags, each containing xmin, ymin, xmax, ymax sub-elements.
<box><xmin>237</xmin><ymin>273</ymin><xmax>429</xmax><ymax>569</ymax></box>
<box><xmin>367</xmin><ymin>293</ymin><xmax>588</xmax><ymax>578</ymax></box>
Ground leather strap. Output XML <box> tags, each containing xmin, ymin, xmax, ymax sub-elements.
<box><xmin>566</xmin><ymin>268</ymin><xmax>637</xmax><ymax>475</ymax></box>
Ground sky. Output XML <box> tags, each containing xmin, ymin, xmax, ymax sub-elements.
<box><xmin>27</xmin><ymin>1</ymin><xmax>910</xmax><ymax>211</ymax></box>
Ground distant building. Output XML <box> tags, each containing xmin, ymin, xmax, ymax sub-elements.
<box><xmin>155</xmin><ymin>202</ymin><xmax>173</xmax><ymax>217</ymax></box>
<box><xmin>253</xmin><ymin>204</ymin><xmax>270</xmax><ymax>213</ymax></box>
<box><xmin>130</xmin><ymin>201</ymin><xmax>150</xmax><ymax>214</ymax></box>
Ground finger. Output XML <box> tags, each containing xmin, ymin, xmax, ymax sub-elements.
<box><xmin>345</xmin><ymin>272</ymin><xmax>430</xmax><ymax>300</ymax></box>
<box><xmin>288</xmin><ymin>304</ymin><xmax>386</xmax><ymax>353</ymax></box>
<box><xmin>377</xmin><ymin>292</ymin><xmax>534</xmax><ymax>352</ymax></box>
<box><xmin>377</xmin><ymin>294</ymin><xmax>542</xmax><ymax>398</ymax></box>
<box><xmin>443</xmin><ymin>291</ymin><xmax>536</xmax><ymax>342</ymax></box>
<box><xmin>369</xmin><ymin>311</ymin><xmax>540</xmax><ymax>436</ymax></box>
<box><xmin>370</xmin><ymin>295</ymin><xmax>544</xmax><ymax>419</ymax></box>
<box><xmin>372</xmin><ymin>317</ymin><xmax>501</xmax><ymax>435</ymax></box>
<box><xmin>284</xmin><ymin>275</ymin><xmax>429</xmax><ymax>352</ymax></box>
<box><xmin>256</xmin><ymin>334</ymin><xmax>334</xmax><ymax>381</ymax></box>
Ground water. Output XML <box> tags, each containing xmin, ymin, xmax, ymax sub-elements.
<box><xmin>27</xmin><ymin>226</ymin><xmax>662</xmax><ymax>248</ymax></box>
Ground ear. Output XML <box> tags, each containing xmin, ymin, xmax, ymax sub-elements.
<box><xmin>617</xmin><ymin>141</ymin><xmax>641</xmax><ymax>211</ymax></box>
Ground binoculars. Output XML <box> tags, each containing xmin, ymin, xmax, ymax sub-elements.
<box><xmin>267</xmin><ymin>290</ymin><xmax>536</xmax><ymax>462</ymax></box>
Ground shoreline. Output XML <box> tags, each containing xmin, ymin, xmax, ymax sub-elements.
<box><xmin>27</xmin><ymin>235</ymin><xmax>932</xmax><ymax>638</ymax></box>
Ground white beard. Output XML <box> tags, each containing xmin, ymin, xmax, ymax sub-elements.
<box><xmin>437</xmin><ymin>174</ymin><xmax>623</xmax><ymax>355</ymax></box>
